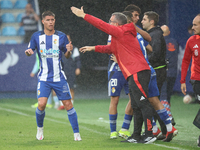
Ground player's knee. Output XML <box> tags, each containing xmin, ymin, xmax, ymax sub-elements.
<box><xmin>38</xmin><ymin>103</ymin><xmax>46</xmax><ymax>110</ymax></box>
<box><xmin>62</xmin><ymin>100</ymin><xmax>73</xmax><ymax>110</ymax></box>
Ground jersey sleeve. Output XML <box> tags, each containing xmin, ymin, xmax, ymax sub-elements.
<box><xmin>84</xmin><ymin>14</ymin><xmax>137</xmax><ymax>38</ymax></box>
<box><xmin>95</xmin><ymin>44</ymin><xmax>112</xmax><ymax>54</ymax></box>
<box><xmin>143</xmin><ymin>39</ymin><xmax>148</xmax><ymax>47</ymax></box>
<box><xmin>180</xmin><ymin>38</ymin><xmax>193</xmax><ymax>83</ymax></box>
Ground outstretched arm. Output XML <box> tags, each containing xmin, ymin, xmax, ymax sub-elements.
<box><xmin>79</xmin><ymin>46</ymin><xmax>95</xmax><ymax>53</ymax></box>
<box><xmin>135</xmin><ymin>25</ymin><xmax>151</xmax><ymax>42</ymax></box>
<box><xmin>71</xmin><ymin>6</ymin><xmax>86</xmax><ymax>18</ymax></box>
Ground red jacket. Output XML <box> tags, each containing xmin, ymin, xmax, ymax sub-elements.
<box><xmin>84</xmin><ymin>14</ymin><xmax>150</xmax><ymax>79</ymax></box>
<box><xmin>180</xmin><ymin>35</ymin><xmax>200</xmax><ymax>83</ymax></box>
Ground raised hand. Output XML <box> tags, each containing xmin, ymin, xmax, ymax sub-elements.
<box><xmin>66</xmin><ymin>41</ymin><xmax>73</xmax><ymax>52</ymax></box>
<box><xmin>71</xmin><ymin>6</ymin><xmax>86</xmax><ymax>18</ymax></box>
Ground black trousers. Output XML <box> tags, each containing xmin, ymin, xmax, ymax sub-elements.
<box><xmin>128</xmin><ymin>70</ymin><xmax>154</xmax><ymax>139</ymax></box>
<box><xmin>190</xmin><ymin>80</ymin><xmax>200</xmax><ymax>101</ymax></box>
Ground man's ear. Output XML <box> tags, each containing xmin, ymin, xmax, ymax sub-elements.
<box><xmin>150</xmin><ymin>20</ymin><xmax>154</xmax><ymax>26</ymax></box>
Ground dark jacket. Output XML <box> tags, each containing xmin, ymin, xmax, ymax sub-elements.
<box><xmin>147</xmin><ymin>26</ymin><xmax>167</xmax><ymax>68</ymax></box>
<box><xmin>164</xmin><ymin>36</ymin><xmax>179</xmax><ymax>77</ymax></box>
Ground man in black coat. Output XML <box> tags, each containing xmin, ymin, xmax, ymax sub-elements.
<box><xmin>141</xmin><ymin>11</ymin><xmax>168</xmax><ymax>138</ymax></box>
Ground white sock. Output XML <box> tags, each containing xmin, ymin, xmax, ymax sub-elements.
<box><xmin>152</xmin><ymin>125</ymin><xmax>158</xmax><ymax>133</ymax></box>
<box><xmin>166</xmin><ymin>123</ymin><xmax>172</xmax><ymax>132</ymax></box>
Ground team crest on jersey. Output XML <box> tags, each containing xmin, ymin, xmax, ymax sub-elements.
<box><xmin>167</xmin><ymin>43</ymin><xmax>175</xmax><ymax>51</ymax></box>
<box><xmin>194</xmin><ymin>49</ymin><xmax>198</xmax><ymax>56</ymax></box>
<box><xmin>54</xmin><ymin>39</ymin><xmax>57</xmax><ymax>44</ymax></box>
<box><xmin>112</xmin><ymin>87</ymin><xmax>116</xmax><ymax>93</ymax></box>
<box><xmin>38</xmin><ymin>90</ymin><xmax>40</xmax><ymax>96</ymax></box>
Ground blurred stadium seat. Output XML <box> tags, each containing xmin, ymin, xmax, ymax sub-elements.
<box><xmin>18</xmin><ymin>26</ymin><xmax>25</xmax><ymax>36</ymax></box>
<box><xmin>0</xmin><ymin>0</ymin><xmax>13</xmax><ymax>9</ymax></box>
<box><xmin>2</xmin><ymin>13</ymin><xmax>15</xmax><ymax>23</ymax></box>
<box><xmin>2</xmin><ymin>26</ymin><xmax>17</xmax><ymax>36</ymax></box>
<box><xmin>5</xmin><ymin>40</ymin><xmax>17</xmax><ymax>44</ymax></box>
<box><xmin>13</xmin><ymin>0</ymin><xmax>27</xmax><ymax>9</ymax></box>
<box><xmin>16</xmin><ymin>13</ymin><xmax>24</xmax><ymax>22</ymax></box>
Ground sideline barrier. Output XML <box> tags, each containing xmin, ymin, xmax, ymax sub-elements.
<box><xmin>0</xmin><ymin>44</ymin><xmax>37</xmax><ymax>92</ymax></box>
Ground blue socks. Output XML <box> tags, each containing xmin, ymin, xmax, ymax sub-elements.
<box><xmin>121</xmin><ymin>114</ymin><xmax>132</xmax><ymax>130</ymax></box>
<box><xmin>109</xmin><ymin>114</ymin><xmax>117</xmax><ymax>132</ymax></box>
<box><xmin>36</xmin><ymin>107</ymin><xmax>45</xmax><ymax>127</ymax></box>
<box><xmin>157</xmin><ymin>108</ymin><xmax>171</xmax><ymax>125</ymax></box>
<box><xmin>67</xmin><ymin>107</ymin><xmax>79</xmax><ymax>133</ymax></box>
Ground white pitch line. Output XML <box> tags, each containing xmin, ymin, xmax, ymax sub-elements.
<box><xmin>153</xmin><ymin>143</ymin><xmax>188</xmax><ymax>150</ymax></box>
<box><xmin>0</xmin><ymin>107</ymin><xmax>109</xmax><ymax>136</ymax></box>
<box><xmin>0</xmin><ymin>106</ymin><xmax>187</xmax><ymax>149</ymax></box>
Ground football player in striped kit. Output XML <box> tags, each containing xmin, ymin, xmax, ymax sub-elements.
<box><xmin>25</xmin><ymin>11</ymin><xmax>81</xmax><ymax>141</ymax></box>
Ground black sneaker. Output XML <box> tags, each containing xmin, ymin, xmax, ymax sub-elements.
<box><xmin>139</xmin><ymin>136</ymin><xmax>157</xmax><ymax>144</ymax></box>
<box><xmin>121</xmin><ymin>135</ymin><xmax>140</xmax><ymax>143</ymax></box>
<box><xmin>156</xmin><ymin>134</ymin><xmax>166</xmax><ymax>140</ymax></box>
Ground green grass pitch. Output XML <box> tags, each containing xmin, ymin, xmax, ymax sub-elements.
<box><xmin>0</xmin><ymin>95</ymin><xmax>200</xmax><ymax>150</ymax></box>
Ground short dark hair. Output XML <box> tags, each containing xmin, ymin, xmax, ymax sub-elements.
<box><xmin>112</xmin><ymin>12</ymin><xmax>127</xmax><ymax>25</ymax></box>
<box><xmin>42</xmin><ymin>11</ymin><xmax>55</xmax><ymax>19</ymax></box>
<box><xmin>124</xmin><ymin>4</ymin><xmax>141</xmax><ymax>15</ymax></box>
<box><xmin>122</xmin><ymin>11</ymin><xmax>133</xmax><ymax>23</ymax></box>
<box><xmin>144</xmin><ymin>11</ymin><xmax>159</xmax><ymax>26</ymax></box>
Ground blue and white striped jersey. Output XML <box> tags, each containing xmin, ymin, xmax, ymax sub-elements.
<box><xmin>28</xmin><ymin>30</ymin><xmax>69</xmax><ymax>82</ymax></box>
<box><xmin>137</xmin><ymin>33</ymin><xmax>156</xmax><ymax>76</ymax></box>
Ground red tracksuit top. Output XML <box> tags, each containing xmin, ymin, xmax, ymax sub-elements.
<box><xmin>180</xmin><ymin>35</ymin><xmax>200</xmax><ymax>83</ymax></box>
<box><xmin>84</xmin><ymin>14</ymin><xmax>150</xmax><ymax>79</ymax></box>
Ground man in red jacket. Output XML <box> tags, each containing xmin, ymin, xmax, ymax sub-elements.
<box><xmin>71</xmin><ymin>6</ymin><xmax>156</xmax><ymax>144</ymax></box>
<box><xmin>180</xmin><ymin>14</ymin><xmax>200</xmax><ymax>147</ymax></box>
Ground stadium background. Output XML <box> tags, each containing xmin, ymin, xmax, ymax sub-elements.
<box><xmin>0</xmin><ymin>0</ymin><xmax>200</xmax><ymax>99</ymax></box>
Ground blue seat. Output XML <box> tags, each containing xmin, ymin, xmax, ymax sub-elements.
<box><xmin>5</xmin><ymin>40</ymin><xmax>17</xmax><ymax>44</ymax></box>
<box><xmin>13</xmin><ymin>0</ymin><xmax>27</xmax><ymax>9</ymax></box>
<box><xmin>2</xmin><ymin>13</ymin><xmax>15</xmax><ymax>23</ymax></box>
<box><xmin>16</xmin><ymin>13</ymin><xmax>24</xmax><ymax>22</ymax></box>
<box><xmin>0</xmin><ymin>0</ymin><xmax>13</xmax><ymax>9</ymax></box>
<box><xmin>18</xmin><ymin>26</ymin><xmax>25</xmax><ymax>36</ymax></box>
<box><xmin>2</xmin><ymin>26</ymin><xmax>17</xmax><ymax>36</ymax></box>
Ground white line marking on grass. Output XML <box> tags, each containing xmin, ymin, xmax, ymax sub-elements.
<box><xmin>0</xmin><ymin>107</ymin><xmax>30</xmax><ymax>116</ymax></box>
<box><xmin>0</xmin><ymin>107</ymin><xmax>187</xmax><ymax>149</ymax></box>
<box><xmin>0</xmin><ymin>107</ymin><xmax>109</xmax><ymax>136</ymax></box>
<box><xmin>153</xmin><ymin>143</ymin><xmax>188</xmax><ymax>150</ymax></box>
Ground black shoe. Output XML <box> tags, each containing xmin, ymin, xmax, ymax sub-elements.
<box><xmin>139</xmin><ymin>135</ymin><xmax>157</xmax><ymax>144</ymax></box>
<box><xmin>121</xmin><ymin>134</ymin><xmax>140</xmax><ymax>143</ymax></box>
<box><xmin>157</xmin><ymin>134</ymin><xmax>166</xmax><ymax>140</ymax></box>
<box><xmin>171</xmin><ymin>117</ymin><xmax>176</xmax><ymax>126</ymax></box>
